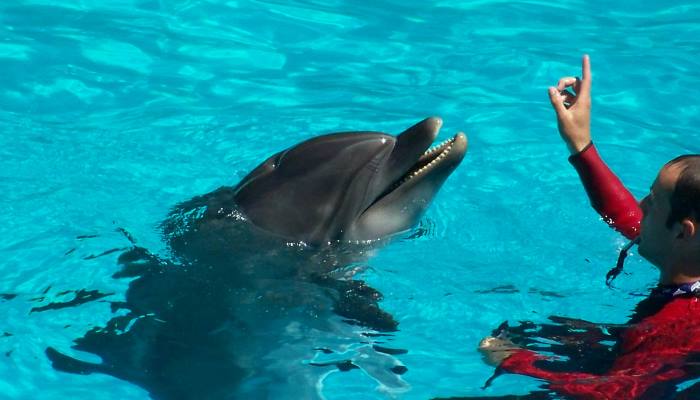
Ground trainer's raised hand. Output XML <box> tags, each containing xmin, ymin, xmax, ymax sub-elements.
<box><xmin>548</xmin><ymin>55</ymin><xmax>592</xmax><ymax>154</ymax></box>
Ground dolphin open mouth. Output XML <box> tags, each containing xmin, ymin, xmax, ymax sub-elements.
<box><xmin>374</xmin><ymin>131</ymin><xmax>467</xmax><ymax>203</ymax></box>
<box><xmin>395</xmin><ymin>135</ymin><xmax>461</xmax><ymax>187</ymax></box>
<box><xmin>348</xmin><ymin>120</ymin><xmax>467</xmax><ymax>240</ymax></box>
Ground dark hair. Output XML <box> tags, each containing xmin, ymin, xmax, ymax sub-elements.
<box><xmin>666</xmin><ymin>155</ymin><xmax>700</xmax><ymax>228</ymax></box>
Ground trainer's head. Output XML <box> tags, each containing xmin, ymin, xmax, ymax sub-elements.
<box><xmin>638</xmin><ymin>155</ymin><xmax>700</xmax><ymax>282</ymax></box>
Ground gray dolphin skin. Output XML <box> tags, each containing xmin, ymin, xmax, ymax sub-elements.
<box><xmin>45</xmin><ymin>117</ymin><xmax>468</xmax><ymax>399</ymax></box>
<box><xmin>207</xmin><ymin>116</ymin><xmax>466</xmax><ymax>245</ymax></box>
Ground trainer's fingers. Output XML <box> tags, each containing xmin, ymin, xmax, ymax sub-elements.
<box><xmin>557</xmin><ymin>77</ymin><xmax>578</xmax><ymax>91</ymax></box>
<box><xmin>548</xmin><ymin>87</ymin><xmax>567</xmax><ymax>114</ymax></box>
<box><xmin>580</xmin><ymin>54</ymin><xmax>592</xmax><ymax>95</ymax></box>
<box><xmin>573</xmin><ymin>78</ymin><xmax>582</xmax><ymax>95</ymax></box>
<box><xmin>560</xmin><ymin>90</ymin><xmax>576</xmax><ymax>107</ymax></box>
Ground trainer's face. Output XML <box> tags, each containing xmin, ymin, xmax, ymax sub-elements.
<box><xmin>638</xmin><ymin>164</ymin><xmax>681</xmax><ymax>269</ymax></box>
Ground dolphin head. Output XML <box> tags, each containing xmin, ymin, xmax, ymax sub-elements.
<box><xmin>232</xmin><ymin>117</ymin><xmax>467</xmax><ymax>245</ymax></box>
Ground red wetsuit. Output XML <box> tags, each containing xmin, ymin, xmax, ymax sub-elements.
<box><xmin>499</xmin><ymin>143</ymin><xmax>700</xmax><ymax>399</ymax></box>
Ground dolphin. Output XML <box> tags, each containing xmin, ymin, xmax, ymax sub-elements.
<box><xmin>45</xmin><ymin>117</ymin><xmax>467</xmax><ymax>399</ymax></box>
<box><xmin>169</xmin><ymin>117</ymin><xmax>467</xmax><ymax>250</ymax></box>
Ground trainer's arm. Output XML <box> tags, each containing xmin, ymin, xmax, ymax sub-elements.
<box><xmin>548</xmin><ymin>55</ymin><xmax>641</xmax><ymax>239</ymax></box>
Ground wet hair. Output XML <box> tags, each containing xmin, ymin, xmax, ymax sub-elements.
<box><xmin>666</xmin><ymin>155</ymin><xmax>700</xmax><ymax>228</ymax></box>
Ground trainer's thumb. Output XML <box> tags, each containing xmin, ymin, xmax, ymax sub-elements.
<box><xmin>548</xmin><ymin>87</ymin><xmax>566</xmax><ymax>115</ymax></box>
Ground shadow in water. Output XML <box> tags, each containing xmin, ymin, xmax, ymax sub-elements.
<box><xmin>45</xmin><ymin>198</ymin><xmax>409</xmax><ymax>399</ymax></box>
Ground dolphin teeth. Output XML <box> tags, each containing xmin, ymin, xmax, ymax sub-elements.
<box><xmin>420</xmin><ymin>137</ymin><xmax>456</xmax><ymax>160</ymax></box>
<box><xmin>406</xmin><ymin>136</ymin><xmax>457</xmax><ymax>180</ymax></box>
<box><xmin>379</xmin><ymin>135</ymin><xmax>458</xmax><ymax>198</ymax></box>
<box><xmin>423</xmin><ymin>138</ymin><xmax>452</xmax><ymax>157</ymax></box>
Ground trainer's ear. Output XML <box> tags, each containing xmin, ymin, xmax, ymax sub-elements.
<box><xmin>679</xmin><ymin>218</ymin><xmax>697</xmax><ymax>240</ymax></box>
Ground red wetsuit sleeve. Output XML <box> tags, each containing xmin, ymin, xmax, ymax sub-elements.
<box><xmin>499</xmin><ymin>298</ymin><xmax>700</xmax><ymax>400</ymax></box>
<box><xmin>500</xmin><ymin>349</ymin><xmax>598</xmax><ymax>383</ymax></box>
<box><xmin>568</xmin><ymin>143</ymin><xmax>642</xmax><ymax>240</ymax></box>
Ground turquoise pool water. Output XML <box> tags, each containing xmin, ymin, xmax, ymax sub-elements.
<box><xmin>2</xmin><ymin>0</ymin><xmax>700</xmax><ymax>398</ymax></box>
